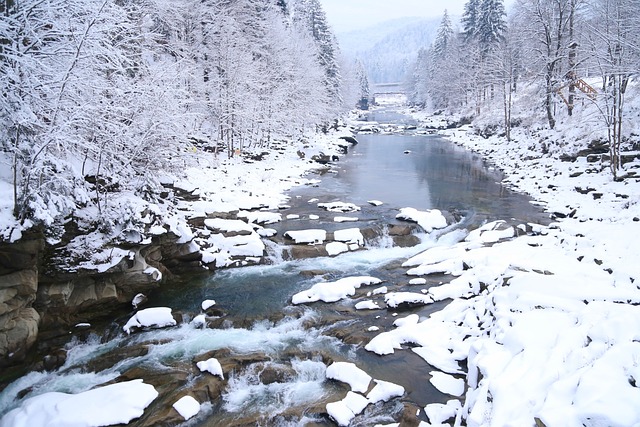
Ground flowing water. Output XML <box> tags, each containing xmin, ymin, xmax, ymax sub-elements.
<box><xmin>0</xmin><ymin>108</ymin><xmax>549</xmax><ymax>426</ymax></box>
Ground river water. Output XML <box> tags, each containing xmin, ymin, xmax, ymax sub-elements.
<box><xmin>0</xmin><ymin>109</ymin><xmax>549</xmax><ymax>426</ymax></box>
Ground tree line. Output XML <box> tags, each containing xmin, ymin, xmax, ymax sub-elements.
<box><xmin>409</xmin><ymin>0</ymin><xmax>640</xmax><ymax>179</ymax></box>
<box><xmin>0</xmin><ymin>0</ymin><xmax>351</xmax><ymax>232</ymax></box>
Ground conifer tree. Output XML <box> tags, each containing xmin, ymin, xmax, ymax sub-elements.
<box><xmin>433</xmin><ymin>9</ymin><xmax>454</xmax><ymax>59</ymax></box>
<box><xmin>477</xmin><ymin>0</ymin><xmax>507</xmax><ymax>48</ymax></box>
<box><xmin>462</xmin><ymin>0</ymin><xmax>482</xmax><ymax>41</ymax></box>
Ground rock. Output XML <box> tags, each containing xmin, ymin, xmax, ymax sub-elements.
<box><xmin>299</xmin><ymin>270</ymin><xmax>330</xmax><ymax>278</ymax></box>
<box><xmin>399</xmin><ymin>402</ymin><xmax>423</xmax><ymax>426</ymax></box>
<box><xmin>339</xmin><ymin>136</ymin><xmax>358</xmax><ymax>145</ymax></box>
<box><xmin>311</xmin><ymin>154</ymin><xmax>333</xmax><ymax>164</ymax></box>
<box><xmin>388</xmin><ymin>225</ymin><xmax>414</xmax><ymax>236</ymax></box>
<box><xmin>288</xmin><ymin>245</ymin><xmax>329</xmax><ymax>260</ymax></box>
<box><xmin>132</xmin><ymin>293</ymin><xmax>148</xmax><ymax>309</ymax></box>
<box><xmin>0</xmin><ymin>308</ymin><xmax>40</xmax><ymax>366</ymax></box>
<box><xmin>258</xmin><ymin>364</ymin><xmax>296</xmax><ymax>385</ymax></box>
<box><xmin>42</xmin><ymin>348</ymin><xmax>67</xmax><ymax>371</ymax></box>
<box><xmin>0</xmin><ymin>230</ymin><xmax>43</xmax><ymax>366</ymax></box>
<box><xmin>392</xmin><ymin>235</ymin><xmax>421</xmax><ymax>248</ymax></box>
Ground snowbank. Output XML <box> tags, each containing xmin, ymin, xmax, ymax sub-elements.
<box><xmin>366</xmin><ymin>103</ymin><xmax>640</xmax><ymax>425</ymax></box>
<box><xmin>0</xmin><ymin>380</ymin><xmax>158</xmax><ymax>427</ymax></box>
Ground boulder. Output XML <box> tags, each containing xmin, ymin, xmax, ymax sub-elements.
<box><xmin>0</xmin><ymin>230</ymin><xmax>43</xmax><ymax>366</ymax></box>
<box><xmin>288</xmin><ymin>245</ymin><xmax>329</xmax><ymax>260</ymax></box>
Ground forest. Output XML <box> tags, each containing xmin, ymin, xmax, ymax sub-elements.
<box><xmin>408</xmin><ymin>0</ymin><xmax>639</xmax><ymax>179</ymax></box>
<box><xmin>0</xmin><ymin>0</ymin><xmax>363</xmax><ymax>241</ymax></box>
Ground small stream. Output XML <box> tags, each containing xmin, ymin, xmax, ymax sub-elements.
<box><xmin>0</xmin><ymin>108</ymin><xmax>549</xmax><ymax>426</ymax></box>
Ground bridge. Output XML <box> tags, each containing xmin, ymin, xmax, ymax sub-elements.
<box><xmin>371</xmin><ymin>82</ymin><xmax>408</xmax><ymax>106</ymax></box>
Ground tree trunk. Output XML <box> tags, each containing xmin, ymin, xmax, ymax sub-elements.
<box><xmin>567</xmin><ymin>0</ymin><xmax>576</xmax><ymax>116</ymax></box>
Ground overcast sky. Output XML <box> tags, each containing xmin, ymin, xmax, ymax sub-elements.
<box><xmin>318</xmin><ymin>0</ymin><xmax>515</xmax><ymax>33</ymax></box>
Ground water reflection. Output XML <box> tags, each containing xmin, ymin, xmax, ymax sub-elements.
<box><xmin>337</xmin><ymin>133</ymin><xmax>546</xmax><ymax>225</ymax></box>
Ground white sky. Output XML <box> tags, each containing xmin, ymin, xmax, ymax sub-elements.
<box><xmin>318</xmin><ymin>0</ymin><xmax>515</xmax><ymax>33</ymax></box>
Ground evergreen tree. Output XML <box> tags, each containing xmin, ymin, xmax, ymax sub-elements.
<box><xmin>354</xmin><ymin>59</ymin><xmax>370</xmax><ymax>109</ymax></box>
<box><xmin>433</xmin><ymin>9</ymin><xmax>454</xmax><ymax>59</ymax></box>
<box><xmin>477</xmin><ymin>0</ymin><xmax>507</xmax><ymax>48</ymax></box>
<box><xmin>290</xmin><ymin>0</ymin><xmax>342</xmax><ymax>106</ymax></box>
<box><xmin>462</xmin><ymin>0</ymin><xmax>482</xmax><ymax>41</ymax></box>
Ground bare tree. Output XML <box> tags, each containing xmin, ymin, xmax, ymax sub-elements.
<box><xmin>588</xmin><ymin>0</ymin><xmax>640</xmax><ymax>178</ymax></box>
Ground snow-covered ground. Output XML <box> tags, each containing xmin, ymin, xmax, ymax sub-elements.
<box><xmin>373</xmin><ymin>94</ymin><xmax>640</xmax><ymax>425</ymax></box>
<box><xmin>3</xmin><ymin>89</ymin><xmax>640</xmax><ymax>425</ymax></box>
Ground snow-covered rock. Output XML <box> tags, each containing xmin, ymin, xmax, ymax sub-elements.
<box><xmin>396</xmin><ymin>208</ymin><xmax>447</xmax><ymax>233</ymax></box>
<box><xmin>197</xmin><ymin>358</ymin><xmax>224</xmax><ymax>379</ymax></box>
<box><xmin>172</xmin><ymin>395</ymin><xmax>200</xmax><ymax>420</ymax></box>
<box><xmin>0</xmin><ymin>380</ymin><xmax>158</xmax><ymax>427</ymax></box>
<box><xmin>325</xmin><ymin>362</ymin><xmax>372</xmax><ymax>393</ymax></box>
<box><xmin>292</xmin><ymin>276</ymin><xmax>382</xmax><ymax>304</ymax></box>
<box><xmin>123</xmin><ymin>307</ymin><xmax>177</xmax><ymax>334</ymax></box>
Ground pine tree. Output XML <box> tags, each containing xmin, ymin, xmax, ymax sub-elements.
<box><xmin>290</xmin><ymin>0</ymin><xmax>342</xmax><ymax>106</ymax></box>
<box><xmin>462</xmin><ymin>0</ymin><xmax>482</xmax><ymax>41</ymax></box>
<box><xmin>433</xmin><ymin>10</ymin><xmax>454</xmax><ymax>59</ymax></box>
<box><xmin>354</xmin><ymin>60</ymin><xmax>370</xmax><ymax>109</ymax></box>
<box><xmin>477</xmin><ymin>0</ymin><xmax>507</xmax><ymax>48</ymax></box>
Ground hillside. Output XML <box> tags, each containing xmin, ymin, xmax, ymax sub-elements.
<box><xmin>337</xmin><ymin>17</ymin><xmax>442</xmax><ymax>84</ymax></box>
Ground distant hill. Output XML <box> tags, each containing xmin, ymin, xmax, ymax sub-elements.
<box><xmin>337</xmin><ymin>17</ymin><xmax>442</xmax><ymax>84</ymax></box>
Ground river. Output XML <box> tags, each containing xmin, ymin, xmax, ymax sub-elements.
<box><xmin>0</xmin><ymin>108</ymin><xmax>549</xmax><ymax>426</ymax></box>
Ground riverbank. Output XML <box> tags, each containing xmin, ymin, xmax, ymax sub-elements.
<box><xmin>0</xmin><ymin>127</ymin><xmax>352</xmax><ymax>368</ymax></box>
<box><xmin>386</xmin><ymin>108</ymin><xmax>640</xmax><ymax>425</ymax></box>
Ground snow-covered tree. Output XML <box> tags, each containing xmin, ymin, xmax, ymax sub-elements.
<box><xmin>477</xmin><ymin>0</ymin><xmax>507</xmax><ymax>49</ymax></box>
<box><xmin>587</xmin><ymin>0</ymin><xmax>640</xmax><ymax>178</ymax></box>
<box><xmin>290</xmin><ymin>0</ymin><xmax>343</xmax><ymax>108</ymax></box>
<box><xmin>354</xmin><ymin>60</ymin><xmax>370</xmax><ymax>109</ymax></box>
<box><xmin>433</xmin><ymin>10</ymin><xmax>454</xmax><ymax>59</ymax></box>
<box><xmin>513</xmin><ymin>0</ymin><xmax>576</xmax><ymax>129</ymax></box>
<box><xmin>462</xmin><ymin>0</ymin><xmax>482</xmax><ymax>41</ymax></box>
<box><xmin>0</xmin><ymin>0</ymin><xmax>342</xmax><ymax>232</ymax></box>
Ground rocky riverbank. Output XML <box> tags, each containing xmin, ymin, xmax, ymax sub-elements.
<box><xmin>0</xmin><ymin>129</ymin><xmax>360</xmax><ymax>370</ymax></box>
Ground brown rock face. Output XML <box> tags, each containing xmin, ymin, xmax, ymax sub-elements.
<box><xmin>0</xmin><ymin>230</ymin><xmax>43</xmax><ymax>367</ymax></box>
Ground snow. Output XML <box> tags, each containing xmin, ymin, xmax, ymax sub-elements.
<box><xmin>325</xmin><ymin>362</ymin><xmax>372</xmax><ymax>393</ymax></box>
<box><xmin>366</xmin><ymin>380</ymin><xmax>405</xmax><ymax>404</ymax></box>
<box><xmin>284</xmin><ymin>229</ymin><xmax>327</xmax><ymax>244</ymax></box>
<box><xmin>326</xmin><ymin>241</ymin><xmax>349</xmax><ymax>256</ymax></box>
<box><xmin>197</xmin><ymin>358</ymin><xmax>224</xmax><ymax>379</ymax></box>
<box><xmin>385</xmin><ymin>292</ymin><xmax>434</xmax><ymax>308</ymax></box>
<box><xmin>172</xmin><ymin>395</ymin><xmax>200</xmax><ymax>420</ymax></box>
<box><xmin>237</xmin><ymin>210</ymin><xmax>282</xmax><ymax>225</ymax></box>
<box><xmin>292</xmin><ymin>276</ymin><xmax>382</xmax><ymax>304</ymax></box>
<box><xmin>204</xmin><ymin>218</ymin><xmax>254</xmax><ymax>234</ymax></box>
<box><xmin>0</xmin><ymin>380</ymin><xmax>158</xmax><ymax>427</ymax></box>
<box><xmin>123</xmin><ymin>307</ymin><xmax>177</xmax><ymax>334</ymax></box>
<box><xmin>318</xmin><ymin>201</ymin><xmax>361</xmax><ymax>213</ymax></box>
<box><xmin>201</xmin><ymin>299</ymin><xmax>216</xmax><ymax>311</ymax></box>
<box><xmin>326</xmin><ymin>392</ymin><xmax>370</xmax><ymax>426</ymax></box>
<box><xmin>429</xmin><ymin>372</ymin><xmax>465</xmax><ymax>397</ymax></box>
<box><xmin>355</xmin><ymin>300</ymin><xmax>380</xmax><ymax>310</ymax></box>
<box><xmin>351</xmin><ymin>96</ymin><xmax>640</xmax><ymax>426</ymax></box>
<box><xmin>334</xmin><ymin>216</ymin><xmax>359</xmax><ymax>222</ymax></box>
<box><xmin>424</xmin><ymin>400</ymin><xmax>462</xmax><ymax>425</ymax></box>
<box><xmin>334</xmin><ymin>228</ymin><xmax>364</xmax><ymax>245</ymax></box>
<box><xmin>396</xmin><ymin>208</ymin><xmax>448</xmax><ymax>233</ymax></box>
<box><xmin>368</xmin><ymin>200</ymin><xmax>384</xmax><ymax>206</ymax></box>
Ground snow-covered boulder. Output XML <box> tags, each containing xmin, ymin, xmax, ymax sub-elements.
<box><xmin>292</xmin><ymin>276</ymin><xmax>382</xmax><ymax>304</ymax></box>
<box><xmin>123</xmin><ymin>307</ymin><xmax>177</xmax><ymax>334</ymax></box>
<box><xmin>396</xmin><ymin>207</ymin><xmax>447</xmax><ymax>233</ymax></box>
<box><xmin>0</xmin><ymin>380</ymin><xmax>158</xmax><ymax>427</ymax></box>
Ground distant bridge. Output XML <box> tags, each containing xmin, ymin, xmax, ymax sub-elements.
<box><xmin>371</xmin><ymin>83</ymin><xmax>408</xmax><ymax>105</ymax></box>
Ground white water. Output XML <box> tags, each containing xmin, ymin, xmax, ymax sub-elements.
<box><xmin>223</xmin><ymin>358</ymin><xmax>328</xmax><ymax>417</ymax></box>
